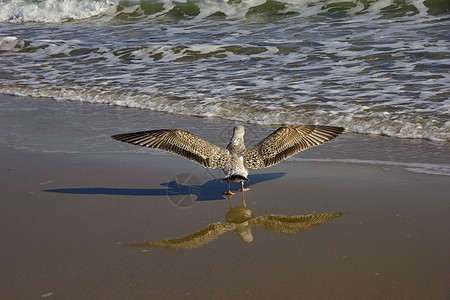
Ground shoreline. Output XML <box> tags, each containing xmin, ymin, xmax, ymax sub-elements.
<box><xmin>1</xmin><ymin>94</ymin><xmax>449</xmax><ymax>299</ymax></box>
<box><xmin>2</xmin><ymin>94</ymin><xmax>449</xmax><ymax>176</ymax></box>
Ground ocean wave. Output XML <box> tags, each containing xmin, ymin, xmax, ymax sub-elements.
<box><xmin>1</xmin><ymin>0</ymin><xmax>448</xmax><ymax>143</ymax></box>
<box><xmin>1</xmin><ymin>33</ymin><xmax>448</xmax><ymax>142</ymax></box>
<box><xmin>0</xmin><ymin>0</ymin><xmax>447</xmax><ymax>23</ymax></box>
<box><xmin>1</xmin><ymin>85</ymin><xmax>449</xmax><ymax>142</ymax></box>
<box><xmin>0</xmin><ymin>0</ymin><xmax>116</xmax><ymax>23</ymax></box>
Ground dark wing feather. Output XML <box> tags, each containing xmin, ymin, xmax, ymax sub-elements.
<box><xmin>111</xmin><ymin>129</ymin><xmax>230</xmax><ymax>168</ymax></box>
<box><xmin>244</xmin><ymin>125</ymin><xmax>344</xmax><ymax>169</ymax></box>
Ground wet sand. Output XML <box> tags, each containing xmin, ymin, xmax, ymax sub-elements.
<box><xmin>1</xmin><ymin>95</ymin><xmax>449</xmax><ymax>299</ymax></box>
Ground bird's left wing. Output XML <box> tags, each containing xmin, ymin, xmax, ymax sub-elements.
<box><xmin>111</xmin><ymin>129</ymin><xmax>230</xmax><ymax>168</ymax></box>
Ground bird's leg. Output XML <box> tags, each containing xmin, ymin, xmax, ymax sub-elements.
<box><xmin>241</xmin><ymin>190</ymin><xmax>246</xmax><ymax>207</ymax></box>
<box><xmin>224</xmin><ymin>180</ymin><xmax>235</xmax><ymax>196</ymax></box>
<box><xmin>239</xmin><ymin>181</ymin><xmax>250</xmax><ymax>192</ymax></box>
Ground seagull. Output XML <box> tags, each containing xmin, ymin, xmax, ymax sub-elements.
<box><xmin>111</xmin><ymin>125</ymin><xmax>344</xmax><ymax>195</ymax></box>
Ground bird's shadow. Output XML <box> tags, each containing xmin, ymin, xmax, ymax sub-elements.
<box><xmin>44</xmin><ymin>172</ymin><xmax>286</xmax><ymax>201</ymax></box>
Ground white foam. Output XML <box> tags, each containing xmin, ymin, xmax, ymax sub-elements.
<box><xmin>0</xmin><ymin>36</ymin><xmax>24</xmax><ymax>50</ymax></box>
<box><xmin>406</xmin><ymin>0</ymin><xmax>429</xmax><ymax>16</ymax></box>
<box><xmin>0</xmin><ymin>0</ymin><xmax>434</xmax><ymax>23</ymax></box>
<box><xmin>0</xmin><ymin>0</ymin><xmax>116</xmax><ymax>23</ymax></box>
<box><xmin>2</xmin><ymin>79</ymin><xmax>448</xmax><ymax>142</ymax></box>
<box><xmin>367</xmin><ymin>0</ymin><xmax>395</xmax><ymax>14</ymax></box>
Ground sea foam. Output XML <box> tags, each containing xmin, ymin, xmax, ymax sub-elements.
<box><xmin>0</xmin><ymin>0</ymin><xmax>115</xmax><ymax>23</ymax></box>
<box><xmin>0</xmin><ymin>0</ymin><xmax>441</xmax><ymax>23</ymax></box>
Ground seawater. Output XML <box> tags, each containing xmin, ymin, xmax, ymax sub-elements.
<box><xmin>1</xmin><ymin>0</ymin><xmax>449</xmax><ymax>142</ymax></box>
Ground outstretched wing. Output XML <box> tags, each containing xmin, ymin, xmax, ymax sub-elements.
<box><xmin>111</xmin><ymin>129</ymin><xmax>230</xmax><ymax>168</ymax></box>
<box><xmin>250</xmin><ymin>212</ymin><xmax>344</xmax><ymax>234</ymax></box>
<box><xmin>244</xmin><ymin>125</ymin><xmax>344</xmax><ymax>169</ymax></box>
<box><xmin>130</xmin><ymin>222</ymin><xmax>233</xmax><ymax>250</ymax></box>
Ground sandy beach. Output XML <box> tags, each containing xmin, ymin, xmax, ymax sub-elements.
<box><xmin>1</xmin><ymin>94</ymin><xmax>449</xmax><ymax>299</ymax></box>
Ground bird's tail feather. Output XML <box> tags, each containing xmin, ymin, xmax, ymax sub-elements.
<box><xmin>221</xmin><ymin>175</ymin><xmax>249</xmax><ymax>182</ymax></box>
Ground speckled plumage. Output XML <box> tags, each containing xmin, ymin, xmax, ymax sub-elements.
<box><xmin>111</xmin><ymin>125</ymin><xmax>344</xmax><ymax>183</ymax></box>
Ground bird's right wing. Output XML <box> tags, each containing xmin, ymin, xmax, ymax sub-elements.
<box><xmin>244</xmin><ymin>125</ymin><xmax>344</xmax><ymax>169</ymax></box>
<box><xmin>111</xmin><ymin>129</ymin><xmax>230</xmax><ymax>169</ymax></box>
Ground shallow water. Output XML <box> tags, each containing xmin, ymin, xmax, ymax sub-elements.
<box><xmin>1</xmin><ymin>0</ymin><xmax>449</xmax><ymax>141</ymax></box>
<box><xmin>1</xmin><ymin>94</ymin><xmax>449</xmax><ymax>178</ymax></box>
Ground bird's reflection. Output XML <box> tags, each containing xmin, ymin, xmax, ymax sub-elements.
<box><xmin>132</xmin><ymin>193</ymin><xmax>344</xmax><ymax>249</ymax></box>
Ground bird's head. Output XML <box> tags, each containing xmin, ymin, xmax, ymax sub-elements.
<box><xmin>233</xmin><ymin>126</ymin><xmax>245</xmax><ymax>138</ymax></box>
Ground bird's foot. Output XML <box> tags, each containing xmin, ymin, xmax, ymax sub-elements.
<box><xmin>224</xmin><ymin>190</ymin><xmax>235</xmax><ymax>196</ymax></box>
<box><xmin>238</xmin><ymin>187</ymin><xmax>251</xmax><ymax>192</ymax></box>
